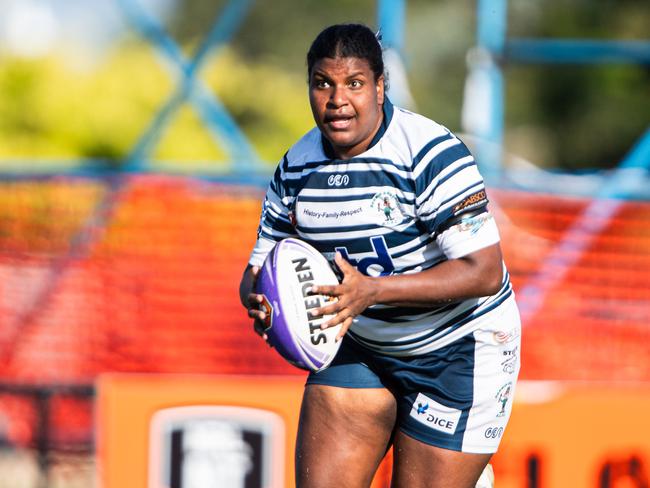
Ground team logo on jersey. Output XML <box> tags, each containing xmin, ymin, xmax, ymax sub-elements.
<box><xmin>495</xmin><ymin>382</ymin><xmax>513</xmax><ymax>417</ymax></box>
<box><xmin>370</xmin><ymin>192</ymin><xmax>403</xmax><ymax>224</ymax></box>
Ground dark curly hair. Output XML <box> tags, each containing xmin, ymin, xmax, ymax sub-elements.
<box><xmin>307</xmin><ymin>23</ymin><xmax>385</xmax><ymax>83</ymax></box>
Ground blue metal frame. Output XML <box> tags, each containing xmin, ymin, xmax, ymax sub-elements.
<box><xmin>468</xmin><ymin>0</ymin><xmax>508</xmax><ymax>179</ymax></box>
<box><xmin>471</xmin><ymin>0</ymin><xmax>650</xmax><ymax>179</ymax></box>
<box><xmin>377</xmin><ymin>0</ymin><xmax>406</xmax><ymax>54</ymax></box>
<box><xmin>117</xmin><ymin>0</ymin><xmax>260</xmax><ymax>173</ymax></box>
<box><xmin>507</xmin><ymin>39</ymin><xmax>650</xmax><ymax>64</ymax></box>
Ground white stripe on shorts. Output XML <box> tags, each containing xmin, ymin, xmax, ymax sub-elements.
<box><xmin>462</xmin><ymin>298</ymin><xmax>521</xmax><ymax>453</ymax></box>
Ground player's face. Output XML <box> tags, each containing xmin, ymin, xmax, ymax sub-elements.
<box><xmin>309</xmin><ymin>56</ymin><xmax>385</xmax><ymax>159</ymax></box>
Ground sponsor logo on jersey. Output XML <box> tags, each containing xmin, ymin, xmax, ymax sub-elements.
<box><xmin>457</xmin><ymin>213</ymin><xmax>492</xmax><ymax>235</ymax></box>
<box><xmin>501</xmin><ymin>346</ymin><xmax>519</xmax><ymax>374</ymax></box>
<box><xmin>453</xmin><ymin>190</ymin><xmax>487</xmax><ymax>215</ymax></box>
<box><xmin>370</xmin><ymin>191</ymin><xmax>403</xmax><ymax>224</ymax></box>
<box><xmin>335</xmin><ymin>236</ymin><xmax>395</xmax><ymax>277</ymax></box>
<box><xmin>495</xmin><ymin>382</ymin><xmax>513</xmax><ymax>417</ymax></box>
<box><xmin>327</xmin><ymin>174</ymin><xmax>350</xmax><ymax>187</ymax></box>
<box><xmin>493</xmin><ymin>328</ymin><xmax>520</xmax><ymax>344</ymax></box>
<box><xmin>409</xmin><ymin>392</ymin><xmax>461</xmax><ymax>435</ymax></box>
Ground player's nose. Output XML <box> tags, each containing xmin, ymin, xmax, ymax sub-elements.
<box><xmin>328</xmin><ymin>85</ymin><xmax>348</xmax><ymax>107</ymax></box>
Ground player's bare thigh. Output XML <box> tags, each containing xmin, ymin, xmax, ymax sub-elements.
<box><xmin>391</xmin><ymin>430</ymin><xmax>492</xmax><ymax>488</ymax></box>
<box><xmin>296</xmin><ymin>384</ymin><xmax>397</xmax><ymax>488</ymax></box>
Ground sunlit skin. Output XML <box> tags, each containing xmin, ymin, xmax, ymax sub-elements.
<box><xmin>308</xmin><ymin>56</ymin><xmax>385</xmax><ymax>159</ymax></box>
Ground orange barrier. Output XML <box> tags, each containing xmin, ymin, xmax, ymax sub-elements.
<box><xmin>492</xmin><ymin>382</ymin><xmax>650</xmax><ymax>487</ymax></box>
<box><xmin>97</xmin><ymin>374</ymin><xmax>650</xmax><ymax>488</ymax></box>
<box><xmin>96</xmin><ymin>373</ymin><xmax>392</xmax><ymax>488</ymax></box>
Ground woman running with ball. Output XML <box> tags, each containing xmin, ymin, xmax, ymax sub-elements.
<box><xmin>240</xmin><ymin>23</ymin><xmax>520</xmax><ymax>488</ymax></box>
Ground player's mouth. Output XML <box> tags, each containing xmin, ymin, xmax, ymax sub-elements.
<box><xmin>324</xmin><ymin>114</ymin><xmax>355</xmax><ymax>130</ymax></box>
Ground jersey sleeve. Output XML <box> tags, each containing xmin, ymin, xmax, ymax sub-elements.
<box><xmin>413</xmin><ymin>132</ymin><xmax>500</xmax><ymax>258</ymax></box>
<box><xmin>249</xmin><ymin>157</ymin><xmax>297</xmax><ymax>266</ymax></box>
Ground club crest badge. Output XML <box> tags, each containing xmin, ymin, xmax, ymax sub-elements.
<box><xmin>495</xmin><ymin>382</ymin><xmax>513</xmax><ymax>417</ymax></box>
<box><xmin>370</xmin><ymin>192</ymin><xmax>404</xmax><ymax>225</ymax></box>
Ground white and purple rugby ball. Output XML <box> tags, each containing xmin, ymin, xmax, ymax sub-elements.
<box><xmin>255</xmin><ymin>238</ymin><xmax>342</xmax><ymax>372</ymax></box>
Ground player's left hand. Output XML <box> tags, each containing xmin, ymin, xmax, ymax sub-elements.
<box><xmin>310</xmin><ymin>252</ymin><xmax>377</xmax><ymax>340</ymax></box>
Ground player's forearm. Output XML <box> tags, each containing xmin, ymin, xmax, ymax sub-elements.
<box><xmin>369</xmin><ymin>244</ymin><xmax>503</xmax><ymax>307</ymax></box>
<box><xmin>239</xmin><ymin>265</ymin><xmax>255</xmax><ymax>308</ymax></box>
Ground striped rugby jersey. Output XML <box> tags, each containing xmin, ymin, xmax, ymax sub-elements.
<box><xmin>249</xmin><ymin>99</ymin><xmax>516</xmax><ymax>356</ymax></box>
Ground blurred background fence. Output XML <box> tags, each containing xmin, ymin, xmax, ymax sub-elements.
<box><xmin>0</xmin><ymin>0</ymin><xmax>649</xmax><ymax>486</ymax></box>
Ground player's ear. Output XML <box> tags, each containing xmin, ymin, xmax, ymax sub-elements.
<box><xmin>376</xmin><ymin>74</ymin><xmax>385</xmax><ymax>104</ymax></box>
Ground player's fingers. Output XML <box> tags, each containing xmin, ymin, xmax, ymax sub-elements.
<box><xmin>309</xmin><ymin>284</ymin><xmax>342</xmax><ymax>296</ymax></box>
<box><xmin>247</xmin><ymin>292</ymin><xmax>263</xmax><ymax>307</ymax></box>
<box><xmin>309</xmin><ymin>306</ymin><xmax>332</xmax><ymax>321</ymax></box>
<box><xmin>334</xmin><ymin>252</ymin><xmax>354</xmax><ymax>274</ymax></box>
<box><xmin>310</xmin><ymin>294</ymin><xmax>345</xmax><ymax>319</ymax></box>
<box><xmin>320</xmin><ymin>306</ymin><xmax>353</xmax><ymax>329</ymax></box>
<box><xmin>336</xmin><ymin>316</ymin><xmax>354</xmax><ymax>341</ymax></box>
<box><xmin>248</xmin><ymin>308</ymin><xmax>265</xmax><ymax>321</ymax></box>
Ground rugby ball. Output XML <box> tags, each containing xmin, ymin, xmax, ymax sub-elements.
<box><xmin>255</xmin><ymin>238</ymin><xmax>342</xmax><ymax>371</ymax></box>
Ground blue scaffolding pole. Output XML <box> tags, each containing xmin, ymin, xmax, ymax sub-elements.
<box><xmin>468</xmin><ymin>0</ymin><xmax>650</xmax><ymax>181</ymax></box>
<box><xmin>117</xmin><ymin>0</ymin><xmax>260</xmax><ymax>173</ymax></box>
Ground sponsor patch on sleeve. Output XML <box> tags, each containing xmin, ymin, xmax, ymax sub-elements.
<box><xmin>453</xmin><ymin>190</ymin><xmax>488</xmax><ymax>215</ymax></box>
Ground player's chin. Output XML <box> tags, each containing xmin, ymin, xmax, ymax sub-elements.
<box><xmin>323</xmin><ymin>131</ymin><xmax>358</xmax><ymax>152</ymax></box>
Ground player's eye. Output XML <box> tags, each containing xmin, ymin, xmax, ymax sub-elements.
<box><xmin>312</xmin><ymin>79</ymin><xmax>330</xmax><ymax>89</ymax></box>
<box><xmin>349</xmin><ymin>80</ymin><xmax>363</xmax><ymax>88</ymax></box>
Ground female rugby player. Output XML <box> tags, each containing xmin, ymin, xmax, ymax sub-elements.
<box><xmin>240</xmin><ymin>23</ymin><xmax>520</xmax><ymax>488</ymax></box>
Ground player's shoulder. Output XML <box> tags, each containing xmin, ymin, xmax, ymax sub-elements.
<box><xmin>386</xmin><ymin>105</ymin><xmax>459</xmax><ymax>164</ymax></box>
<box><xmin>284</xmin><ymin>127</ymin><xmax>326</xmax><ymax>168</ymax></box>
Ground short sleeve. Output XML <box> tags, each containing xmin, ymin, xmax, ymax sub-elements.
<box><xmin>249</xmin><ymin>158</ymin><xmax>297</xmax><ymax>266</ymax></box>
<box><xmin>413</xmin><ymin>132</ymin><xmax>499</xmax><ymax>257</ymax></box>
<box><xmin>435</xmin><ymin>211</ymin><xmax>500</xmax><ymax>259</ymax></box>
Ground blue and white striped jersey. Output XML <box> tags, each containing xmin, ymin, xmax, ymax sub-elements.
<box><xmin>250</xmin><ymin>99</ymin><xmax>516</xmax><ymax>356</ymax></box>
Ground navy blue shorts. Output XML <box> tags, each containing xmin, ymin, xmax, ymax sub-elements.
<box><xmin>306</xmin><ymin>311</ymin><xmax>521</xmax><ymax>453</ymax></box>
